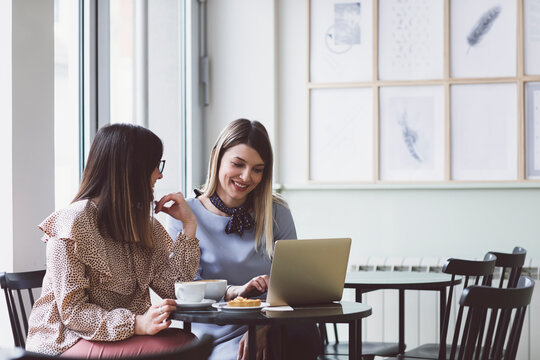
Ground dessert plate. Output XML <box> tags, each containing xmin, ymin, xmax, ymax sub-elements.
<box><xmin>212</xmin><ymin>302</ymin><xmax>269</xmax><ymax>312</ymax></box>
<box><xmin>176</xmin><ymin>298</ymin><xmax>215</xmax><ymax>309</ymax></box>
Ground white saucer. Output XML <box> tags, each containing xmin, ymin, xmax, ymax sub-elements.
<box><xmin>212</xmin><ymin>302</ymin><xmax>269</xmax><ymax>312</ymax></box>
<box><xmin>176</xmin><ymin>298</ymin><xmax>215</xmax><ymax>309</ymax></box>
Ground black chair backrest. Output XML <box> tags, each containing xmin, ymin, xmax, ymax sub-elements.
<box><xmin>0</xmin><ymin>270</ymin><xmax>46</xmax><ymax>348</ymax></box>
<box><xmin>439</xmin><ymin>253</ymin><xmax>497</xmax><ymax>359</ymax></box>
<box><xmin>450</xmin><ymin>276</ymin><xmax>535</xmax><ymax>360</ymax></box>
<box><xmin>11</xmin><ymin>334</ymin><xmax>215</xmax><ymax>360</ymax></box>
<box><xmin>487</xmin><ymin>246</ymin><xmax>526</xmax><ymax>288</ymax></box>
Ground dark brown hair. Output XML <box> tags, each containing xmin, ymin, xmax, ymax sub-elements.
<box><xmin>73</xmin><ymin>123</ymin><xmax>163</xmax><ymax>248</ymax></box>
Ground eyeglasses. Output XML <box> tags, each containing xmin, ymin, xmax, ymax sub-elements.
<box><xmin>158</xmin><ymin>160</ymin><xmax>166</xmax><ymax>174</ymax></box>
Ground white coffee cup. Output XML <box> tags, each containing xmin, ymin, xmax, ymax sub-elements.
<box><xmin>175</xmin><ymin>281</ymin><xmax>206</xmax><ymax>303</ymax></box>
<box><xmin>197</xmin><ymin>279</ymin><xmax>227</xmax><ymax>301</ymax></box>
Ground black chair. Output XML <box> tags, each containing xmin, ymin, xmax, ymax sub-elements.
<box><xmin>9</xmin><ymin>334</ymin><xmax>215</xmax><ymax>360</ymax></box>
<box><xmin>398</xmin><ymin>254</ymin><xmax>497</xmax><ymax>360</ymax></box>
<box><xmin>487</xmin><ymin>246</ymin><xmax>526</xmax><ymax>289</ymax></box>
<box><xmin>0</xmin><ymin>270</ymin><xmax>46</xmax><ymax>348</ymax></box>
<box><xmin>386</xmin><ymin>276</ymin><xmax>534</xmax><ymax>360</ymax></box>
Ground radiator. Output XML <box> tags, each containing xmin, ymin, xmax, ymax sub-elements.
<box><xmin>331</xmin><ymin>257</ymin><xmax>540</xmax><ymax>360</ymax></box>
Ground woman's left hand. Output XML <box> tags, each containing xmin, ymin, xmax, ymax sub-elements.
<box><xmin>155</xmin><ymin>192</ymin><xmax>197</xmax><ymax>238</ymax></box>
<box><xmin>226</xmin><ymin>275</ymin><xmax>269</xmax><ymax>300</ymax></box>
<box><xmin>237</xmin><ymin>326</ymin><xmax>271</xmax><ymax>360</ymax></box>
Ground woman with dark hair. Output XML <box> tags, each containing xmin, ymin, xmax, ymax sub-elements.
<box><xmin>166</xmin><ymin>119</ymin><xmax>322</xmax><ymax>360</ymax></box>
<box><xmin>26</xmin><ymin>124</ymin><xmax>200</xmax><ymax>357</ymax></box>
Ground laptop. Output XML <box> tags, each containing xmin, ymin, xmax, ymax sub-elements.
<box><xmin>266</xmin><ymin>238</ymin><xmax>352</xmax><ymax>306</ymax></box>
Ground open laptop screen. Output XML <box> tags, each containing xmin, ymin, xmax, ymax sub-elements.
<box><xmin>266</xmin><ymin>238</ymin><xmax>351</xmax><ymax>306</ymax></box>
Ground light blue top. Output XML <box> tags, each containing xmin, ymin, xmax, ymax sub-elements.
<box><xmin>166</xmin><ymin>197</ymin><xmax>297</xmax><ymax>360</ymax></box>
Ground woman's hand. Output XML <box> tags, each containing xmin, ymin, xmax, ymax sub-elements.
<box><xmin>134</xmin><ymin>299</ymin><xmax>177</xmax><ymax>335</ymax></box>
<box><xmin>237</xmin><ymin>326</ymin><xmax>271</xmax><ymax>360</ymax></box>
<box><xmin>155</xmin><ymin>192</ymin><xmax>197</xmax><ymax>238</ymax></box>
<box><xmin>226</xmin><ymin>275</ymin><xmax>269</xmax><ymax>300</ymax></box>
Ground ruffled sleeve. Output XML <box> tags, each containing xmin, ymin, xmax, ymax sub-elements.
<box><xmin>37</xmin><ymin>200</ymin><xmax>136</xmax><ymax>342</ymax></box>
<box><xmin>147</xmin><ymin>219</ymin><xmax>200</xmax><ymax>299</ymax></box>
<box><xmin>39</xmin><ymin>200</ymin><xmax>112</xmax><ymax>282</ymax></box>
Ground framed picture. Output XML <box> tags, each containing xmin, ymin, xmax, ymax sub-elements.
<box><xmin>451</xmin><ymin>83</ymin><xmax>518</xmax><ymax>180</ymax></box>
<box><xmin>379</xmin><ymin>86</ymin><xmax>445</xmax><ymax>181</ymax></box>
<box><xmin>526</xmin><ymin>82</ymin><xmax>540</xmax><ymax>179</ymax></box>
<box><xmin>310</xmin><ymin>0</ymin><xmax>373</xmax><ymax>83</ymax></box>
<box><xmin>524</xmin><ymin>0</ymin><xmax>540</xmax><ymax>75</ymax></box>
<box><xmin>378</xmin><ymin>0</ymin><xmax>444</xmax><ymax>80</ymax></box>
<box><xmin>450</xmin><ymin>0</ymin><xmax>517</xmax><ymax>78</ymax></box>
<box><xmin>310</xmin><ymin>88</ymin><xmax>374</xmax><ymax>181</ymax></box>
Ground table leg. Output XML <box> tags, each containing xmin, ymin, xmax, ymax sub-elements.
<box><xmin>348</xmin><ymin>320</ymin><xmax>358</xmax><ymax>360</ymax></box>
<box><xmin>399</xmin><ymin>289</ymin><xmax>405</xmax><ymax>353</ymax></box>
<box><xmin>248</xmin><ymin>325</ymin><xmax>257</xmax><ymax>360</ymax></box>
<box><xmin>183</xmin><ymin>321</ymin><xmax>191</xmax><ymax>333</ymax></box>
<box><xmin>280</xmin><ymin>324</ymin><xmax>286</xmax><ymax>360</ymax></box>
<box><xmin>439</xmin><ymin>287</ymin><xmax>447</xmax><ymax>359</ymax></box>
<box><xmin>355</xmin><ymin>289</ymin><xmax>363</xmax><ymax>359</ymax></box>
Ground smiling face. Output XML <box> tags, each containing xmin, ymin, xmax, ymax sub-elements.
<box><xmin>216</xmin><ymin>144</ymin><xmax>265</xmax><ymax>208</ymax></box>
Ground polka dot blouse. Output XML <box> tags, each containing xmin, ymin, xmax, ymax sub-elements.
<box><xmin>25</xmin><ymin>199</ymin><xmax>200</xmax><ymax>355</ymax></box>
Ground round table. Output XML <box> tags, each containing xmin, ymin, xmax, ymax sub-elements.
<box><xmin>172</xmin><ymin>301</ymin><xmax>372</xmax><ymax>360</ymax></box>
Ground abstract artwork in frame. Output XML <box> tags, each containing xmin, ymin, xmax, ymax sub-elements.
<box><xmin>310</xmin><ymin>0</ymin><xmax>373</xmax><ymax>83</ymax></box>
<box><xmin>524</xmin><ymin>0</ymin><xmax>540</xmax><ymax>75</ymax></box>
<box><xmin>451</xmin><ymin>83</ymin><xmax>518</xmax><ymax>181</ymax></box>
<box><xmin>379</xmin><ymin>86</ymin><xmax>445</xmax><ymax>181</ymax></box>
<box><xmin>525</xmin><ymin>82</ymin><xmax>540</xmax><ymax>179</ymax></box>
<box><xmin>450</xmin><ymin>0</ymin><xmax>517</xmax><ymax>78</ymax></box>
<box><xmin>378</xmin><ymin>0</ymin><xmax>444</xmax><ymax>81</ymax></box>
<box><xmin>310</xmin><ymin>88</ymin><xmax>373</xmax><ymax>181</ymax></box>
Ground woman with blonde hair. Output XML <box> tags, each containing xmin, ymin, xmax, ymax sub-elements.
<box><xmin>26</xmin><ymin>123</ymin><xmax>200</xmax><ymax>357</ymax></box>
<box><xmin>167</xmin><ymin>119</ymin><xmax>321</xmax><ymax>360</ymax></box>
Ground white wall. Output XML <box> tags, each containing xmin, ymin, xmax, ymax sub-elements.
<box><xmin>11</xmin><ymin>0</ymin><xmax>55</xmax><ymax>272</ymax></box>
<box><xmin>203</xmin><ymin>0</ymin><xmax>277</xmax><ymax>170</ymax></box>
<box><xmin>0</xmin><ymin>0</ymin><xmax>55</xmax><ymax>348</ymax></box>
<box><xmin>205</xmin><ymin>0</ymin><xmax>540</xmax><ymax>262</ymax></box>
<box><xmin>0</xmin><ymin>0</ymin><xmax>14</xmax><ymax>275</ymax></box>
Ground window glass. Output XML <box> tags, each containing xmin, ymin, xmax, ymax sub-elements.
<box><xmin>109</xmin><ymin>0</ymin><xmax>186</xmax><ymax>213</ymax></box>
<box><xmin>54</xmin><ymin>0</ymin><xmax>80</xmax><ymax>208</ymax></box>
<box><xmin>110</xmin><ymin>0</ymin><xmax>134</xmax><ymax>124</ymax></box>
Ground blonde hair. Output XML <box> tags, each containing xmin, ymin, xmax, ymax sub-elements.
<box><xmin>199</xmin><ymin>119</ymin><xmax>285</xmax><ymax>257</ymax></box>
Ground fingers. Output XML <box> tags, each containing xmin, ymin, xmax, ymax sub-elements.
<box><xmin>154</xmin><ymin>192</ymin><xmax>185</xmax><ymax>213</ymax></box>
<box><xmin>237</xmin><ymin>333</ymin><xmax>248</xmax><ymax>360</ymax></box>
<box><xmin>250</xmin><ymin>275</ymin><xmax>269</xmax><ymax>293</ymax></box>
<box><xmin>156</xmin><ymin>311</ymin><xmax>170</xmax><ymax>323</ymax></box>
<box><xmin>155</xmin><ymin>300</ymin><xmax>177</xmax><ymax>318</ymax></box>
<box><xmin>150</xmin><ymin>318</ymin><xmax>171</xmax><ymax>335</ymax></box>
<box><xmin>161</xmin><ymin>299</ymin><xmax>177</xmax><ymax>310</ymax></box>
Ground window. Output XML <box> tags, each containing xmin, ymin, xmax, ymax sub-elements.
<box><xmin>53</xmin><ymin>0</ymin><xmax>188</xmax><ymax>211</ymax></box>
<box><xmin>54</xmin><ymin>0</ymin><xmax>80</xmax><ymax>208</ymax></box>
<box><xmin>106</xmin><ymin>0</ymin><xmax>188</xmax><ymax>215</ymax></box>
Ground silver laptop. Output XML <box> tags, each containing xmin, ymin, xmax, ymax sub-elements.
<box><xmin>266</xmin><ymin>238</ymin><xmax>352</xmax><ymax>306</ymax></box>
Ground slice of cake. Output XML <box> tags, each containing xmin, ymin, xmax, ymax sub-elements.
<box><xmin>227</xmin><ymin>296</ymin><xmax>262</xmax><ymax>307</ymax></box>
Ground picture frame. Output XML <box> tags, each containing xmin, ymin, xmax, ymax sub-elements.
<box><xmin>378</xmin><ymin>0</ymin><xmax>444</xmax><ymax>80</ymax></box>
<box><xmin>525</xmin><ymin>82</ymin><xmax>540</xmax><ymax>179</ymax></box>
<box><xmin>309</xmin><ymin>87</ymin><xmax>374</xmax><ymax>181</ymax></box>
<box><xmin>379</xmin><ymin>86</ymin><xmax>445</xmax><ymax>181</ymax></box>
<box><xmin>450</xmin><ymin>0</ymin><xmax>517</xmax><ymax>78</ymax></box>
<box><xmin>451</xmin><ymin>83</ymin><xmax>518</xmax><ymax>180</ymax></box>
<box><xmin>524</xmin><ymin>0</ymin><xmax>540</xmax><ymax>75</ymax></box>
<box><xmin>310</xmin><ymin>0</ymin><xmax>373</xmax><ymax>83</ymax></box>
